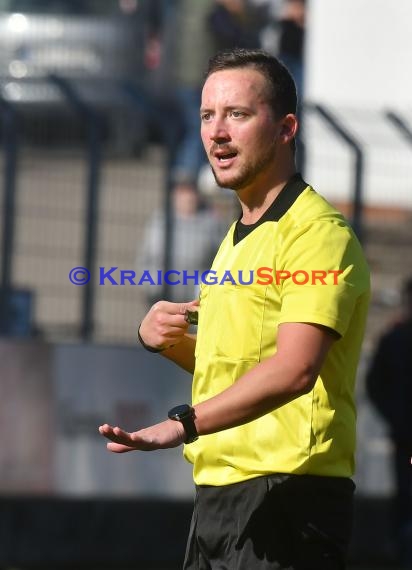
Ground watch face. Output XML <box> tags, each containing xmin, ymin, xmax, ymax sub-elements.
<box><xmin>168</xmin><ymin>404</ymin><xmax>192</xmax><ymax>420</ymax></box>
<box><xmin>168</xmin><ymin>404</ymin><xmax>198</xmax><ymax>444</ymax></box>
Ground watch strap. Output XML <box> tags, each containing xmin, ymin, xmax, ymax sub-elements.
<box><xmin>137</xmin><ymin>324</ymin><xmax>165</xmax><ymax>353</ymax></box>
<box><xmin>168</xmin><ymin>405</ymin><xmax>199</xmax><ymax>444</ymax></box>
<box><xmin>180</xmin><ymin>413</ymin><xmax>198</xmax><ymax>444</ymax></box>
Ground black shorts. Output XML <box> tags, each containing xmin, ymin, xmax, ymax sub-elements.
<box><xmin>183</xmin><ymin>473</ymin><xmax>355</xmax><ymax>570</ymax></box>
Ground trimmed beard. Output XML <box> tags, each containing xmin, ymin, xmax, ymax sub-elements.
<box><xmin>210</xmin><ymin>141</ymin><xmax>277</xmax><ymax>192</ymax></box>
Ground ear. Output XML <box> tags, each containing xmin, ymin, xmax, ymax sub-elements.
<box><xmin>279</xmin><ymin>114</ymin><xmax>298</xmax><ymax>144</ymax></box>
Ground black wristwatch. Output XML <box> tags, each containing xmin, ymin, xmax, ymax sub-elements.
<box><xmin>168</xmin><ymin>404</ymin><xmax>199</xmax><ymax>444</ymax></box>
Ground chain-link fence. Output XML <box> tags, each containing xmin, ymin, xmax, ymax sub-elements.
<box><xmin>1</xmin><ymin>4</ymin><xmax>412</xmax><ymax>349</ymax></box>
<box><xmin>303</xmin><ymin>103</ymin><xmax>412</xmax><ymax>517</ymax></box>
<box><xmin>0</xmin><ymin>0</ymin><xmax>239</xmax><ymax>345</ymax></box>
<box><xmin>2</xmin><ymin>102</ymin><xmax>412</xmax><ymax>347</ymax></box>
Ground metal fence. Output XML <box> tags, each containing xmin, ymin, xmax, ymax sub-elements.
<box><xmin>0</xmin><ymin>76</ymin><xmax>239</xmax><ymax>345</ymax></box>
<box><xmin>0</xmin><ymin>2</ymin><xmax>412</xmax><ymax>349</ymax></box>
<box><xmin>303</xmin><ymin>103</ymin><xmax>412</xmax><ymax>345</ymax></box>
<box><xmin>2</xmin><ymin>100</ymin><xmax>412</xmax><ymax>346</ymax></box>
<box><xmin>301</xmin><ymin>103</ymin><xmax>412</xmax><ymax>504</ymax></box>
<box><xmin>1</xmin><ymin>97</ymin><xmax>412</xmax><ymax>568</ymax></box>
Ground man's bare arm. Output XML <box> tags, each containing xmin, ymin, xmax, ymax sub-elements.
<box><xmin>193</xmin><ymin>322</ymin><xmax>337</xmax><ymax>434</ymax></box>
<box><xmin>160</xmin><ymin>333</ymin><xmax>197</xmax><ymax>374</ymax></box>
<box><xmin>100</xmin><ymin>322</ymin><xmax>337</xmax><ymax>451</ymax></box>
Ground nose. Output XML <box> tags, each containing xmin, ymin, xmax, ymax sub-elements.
<box><xmin>207</xmin><ymin>117</ymin><xmax>231</xmax><ymax>144</ymax></box>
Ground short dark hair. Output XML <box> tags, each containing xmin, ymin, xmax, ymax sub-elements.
<box><xmin>205</xmin><ymin>48</ymin><xmax>297</xmax><ymax>119</ymax></box>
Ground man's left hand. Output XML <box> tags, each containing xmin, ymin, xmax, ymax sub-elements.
<box><xmin>98</xmin><ymin>419</ymin><xmax>186</xmax><ymax>453</ymax></box>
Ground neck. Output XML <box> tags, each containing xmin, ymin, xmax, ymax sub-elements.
<box><xmin>238</xmin><ymin>164</ymin><xmax>297</xmax><ymax>225</ymax></box>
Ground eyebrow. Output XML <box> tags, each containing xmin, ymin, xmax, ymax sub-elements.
<box><xmin>200</xmin><ymin>105</ymin><xmax>251</xmax><ymax>114</ymax></box>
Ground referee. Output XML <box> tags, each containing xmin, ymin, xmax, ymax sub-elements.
<box><xmin>100</xmin><ymin>48</ymin><xmax>370</xmax><ymax>570</ymax></box>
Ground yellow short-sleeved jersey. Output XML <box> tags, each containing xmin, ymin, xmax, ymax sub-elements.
<box><xmin>184</xmin><ymin>175</ymin><xmax>370</xmax><ymax>486</ymax></box>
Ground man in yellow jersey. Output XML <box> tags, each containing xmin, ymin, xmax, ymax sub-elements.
<box><xmin>99</xmin><ymin>48</ymin><xmax>370</xmax><ymax>569</ymax></box>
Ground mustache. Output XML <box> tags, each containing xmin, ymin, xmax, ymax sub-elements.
<box><xmin>210</xmin><ymin>143</ymin><xmax>238</xmax><ymax>155</ymax></box>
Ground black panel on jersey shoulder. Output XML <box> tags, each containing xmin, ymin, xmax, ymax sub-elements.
<box><xmin>233</xmin><ymin>173</ymin><xmax>308</xmax><ymax>245</ymax></box>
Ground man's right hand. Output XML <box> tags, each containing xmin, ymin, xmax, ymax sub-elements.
<box><xmin>139</xmin><ymin>299</ymin><xmax>199</xmax><ymax>351</ymax></box>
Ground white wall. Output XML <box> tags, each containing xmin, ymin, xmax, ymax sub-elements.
<box><xmin>304</xmin><ymin>0</ymin><xmax>412</xmax><ymax>209</ymax></box>
<box><xmin>306</xmin><ymin>0</ymin><xmax>412</xmax><ymax>107</ymax></box>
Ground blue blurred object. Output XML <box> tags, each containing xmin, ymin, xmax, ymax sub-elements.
<box><xmin>0</xmin><ymin>288</ymin><xmax>33</xmax><ymax>336</ymax></box>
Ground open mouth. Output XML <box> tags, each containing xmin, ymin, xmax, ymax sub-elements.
<box><xmin>215</xmin><ymin>151</ymin><xmax>237</xmax><ymax>162</ymax></box>
<box><xmin>218</xmin><ymin>152</ymin><xmax>236</xmax><ymax>161</ymax></box>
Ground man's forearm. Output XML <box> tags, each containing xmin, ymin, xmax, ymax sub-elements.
<box><xmin>193</xmin><ymin>353</ymin><xmax>311</xmax><ymax>434</ymax></box>
<box><xmin>192</xmin><ymin>323</ymin><xmax>335</xmax><ymax>435</ymax></box>
<box><xmin>162</xmin><ymin>333</ymin><xmax>197</xmax><ymax>374</ymax></box>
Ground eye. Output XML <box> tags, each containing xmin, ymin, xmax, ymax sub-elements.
<box><xmin>200</xmin><ymin>112</ymin><xmax>212</xmax><ymax>122</ymax></box>
<box><xmin>230</xmin><ymin>110</ymin><xmax>245</xmax><ymax>118</ymax></box>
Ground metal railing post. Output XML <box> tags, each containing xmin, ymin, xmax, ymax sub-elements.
<box><xmin>49</xmin><ymin>75</ymin><xmax>103</xmax><ymax>341</ymax></box>
<box><xmin>385</xmin><ymin>110</ymin><xmax>412</xmax><ymax>146</ymax></box>
<box><xmin>0</xmin><ymin>98</ymin><xmax>19</xmax><ymax>335</ymax></box>
<box><xmin>120</xmin><ymin>82</ymin><xmax>181</xmax><ymax>300</ymax></box>
<box><xmin>309</xmin><ymin>103</ymin><xmax>365</xmax><ymax>243</ymax></box>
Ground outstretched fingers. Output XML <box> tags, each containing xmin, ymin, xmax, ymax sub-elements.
<box><xmin>99</xmin><ymin>424</ymin><xmax>135</xmax><ymax>446</ymax></box>
<box><xmin>106</xmin><ymin>441</ymin><xmax>137</xmax><ymax>453</ymax></box>
<box><xmin>99</xmin><ymin>420</ymin><xmax>186</xmax><ymax>452</ymax></box>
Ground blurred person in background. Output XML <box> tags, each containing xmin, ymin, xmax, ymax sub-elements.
<box><xmin>208</xmin><ymin>0</ymin><xmax>267</xmax><ymax>52</ymax></box>
<box><xmin>145</xmin><ymin>0</ymin><xmax>268</xmax><ymax>185</ymax></box>
<box><xmin>250</xmin><ymin>0</ymin><xmax>284</xmax><ymax>56</ymax></box>
<box><xmin>145</xmin><ymin>0</ymin><xmax>218</xmax><ymax>185</ymax></box>
<box><xmin>240</xmin><ymin>0</ymin><xmax>306</xmax><ymax>113</ymax></box>
<box><xmin>138</xmin><ymin>178</ymin><xmax>224</xmax><ymax>306</ymax></box>
<box><xmin>278</xmin><ymin>0</ymin><xmax>306</xmax><ymax>102</ymax></box>
<box><xmin>366</xmin><ymin>277</ymin><xmax>412</xmax><ymax>568</ymax></box>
